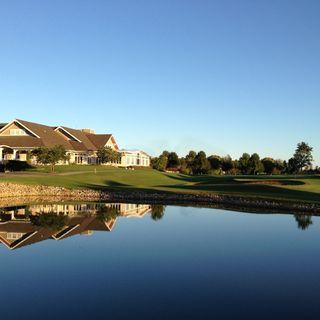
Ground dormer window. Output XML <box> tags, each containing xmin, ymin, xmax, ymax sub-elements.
<box><xmin>9</xmin><ymin>129</ymin><xmax>26</xmax><ymax>136</ymax></box>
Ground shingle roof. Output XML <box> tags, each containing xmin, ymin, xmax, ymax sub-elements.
<box><xmin>61</xmin><ymin>127</ymin><xmax>98</xmax><ymax>151</ymax></box>
<box><xmin>0</xmin><ymin>119</ymin><xmax>115</xmax><ymax>152</ymax></box>
<box><xmin>0</xmin><ymin>136</ymin><xmax>44</xmax><ymax>148</ymax></box>
<box><xmin>85</xmin><ymin>133</ymin><xmax>112</xmax><ymax>149</ymax></box>
<box><xmin>17</xmin><ymin>119</ymin><xmax>73</xmax><ymax>149</ymax></box>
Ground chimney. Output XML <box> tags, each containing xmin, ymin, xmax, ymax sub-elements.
<box><xmin>82</xmin><ymin>128</ymin><xmax>95</xmax><ymax>134</ymax></box>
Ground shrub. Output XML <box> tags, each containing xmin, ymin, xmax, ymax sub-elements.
<box><xmin>1</xmin><ymin>160</ymin><xmax>33</xmax><ymax>172</ymax></box>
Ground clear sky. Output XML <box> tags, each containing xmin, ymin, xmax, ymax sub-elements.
<box><xmin>0</xmin><ymin>0</ymin><xmax>319</xmax><ymax>164</ymax></box>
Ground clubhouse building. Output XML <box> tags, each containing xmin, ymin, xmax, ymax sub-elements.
<box><xmin>0</xmin><ymin>119</ymin><xmax>150</xmax><ymax>167</ymax></box>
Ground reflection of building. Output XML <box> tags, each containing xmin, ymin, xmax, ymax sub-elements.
<box><xmin>0</xmin><ymin>203</ymin><xmax>151</xmax><ymax>250</ymax></box>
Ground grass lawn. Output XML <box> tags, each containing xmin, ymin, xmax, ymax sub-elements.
<box><xmin>1</xmin><ymin>165</ymin><xmax>320</xmax><ymax>204</ymax></box>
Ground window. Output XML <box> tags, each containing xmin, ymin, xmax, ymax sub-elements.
<box><xmin>10</xmin><ymin>129</ymin><xmax>26</xmax><ymax>136</ymax></box>
<box><xmin>7</xmin><ymin>232</ymin><xmax>25</xmax><ymax>240</ymax></box>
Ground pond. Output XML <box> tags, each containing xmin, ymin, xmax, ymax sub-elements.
<box><xmin>0</xmin><ymin>202</ymin><xmax>319</xmax><ymax>319</ymax></box>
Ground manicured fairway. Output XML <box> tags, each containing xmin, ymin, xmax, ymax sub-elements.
<box><xmin>1</xmin><ymin>165</ymin><xmax>320</xmax><ymax>204</ymax></box>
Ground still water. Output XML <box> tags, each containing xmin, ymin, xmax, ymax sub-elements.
<box><xmin>0</xmin><ymin>202</ymin><xmax>319</xmax><ymax>319</ymax></box>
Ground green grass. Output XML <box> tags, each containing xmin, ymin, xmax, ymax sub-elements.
<box><xmin>1</xmin><ymin>165</ymin><xmax>320</xmax><ymax>204</ymax></box>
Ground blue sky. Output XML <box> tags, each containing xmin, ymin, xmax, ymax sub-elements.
<box><xmin>0</xmin><ymin>0</ymin><xmax>319</xmax><ymax>164</ymax></box>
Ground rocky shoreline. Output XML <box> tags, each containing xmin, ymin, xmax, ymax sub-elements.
<box><xmin>0</xmin><ymin>182</ymin><xmax>319</xmax><ymax>214</ymax></box>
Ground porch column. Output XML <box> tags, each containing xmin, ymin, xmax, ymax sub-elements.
<box><xmin>13</xmin><ymin>149</ymin><xmax>17</xmax><ymax>160</ymax></box>
<box><xmin>0</xmin><ymin>147</ymin><xmax>3</xmax><ymax>162</ymax></box>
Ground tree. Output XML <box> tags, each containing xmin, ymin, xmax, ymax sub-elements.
<box><xmin>238</xmin><ymin>153</ymin><xmax>251</xmax><ymax>174</ymax></box>
<box><xmin>97</xmin><ymin>147</ymin><xmax>120</xmax><ymax>164</ymax></box>
<box><xmin>167</xmin><ymin>152</ymin><xmax>180</xmax><ymax>168</ymax></box>
<box><xmin>192</xmin><ymin>151</ymin><xmax>210</xmax><ymax>174</ymax></box>
<box><xmin>287</xmin><ymin>157</ymin><xmax>298</xmax><ymax>174</ymax></box>
<box><xmin>179</xmin><ymin>158</ymin><xmax>191</xmax><ymax>175</ymax></box>
<box><xmin>32</xmin><ymin>145</ymin><xmax>68</xmax><ymax>172</ymax></box>
<box><xmin>248</xmin><ymin>153</ymin><xmax>264</xmax><ymax>175</ymax></box>
<box><xmin>208</xmin><ymin>155</ymin><xmax>222</xmax><ymax>171</ymax></box>
<box><xmin>185</xmin><ymin>151</ymin><xmax>197</xmax><ymax>174</ymax></box>
<box><xmin>221</xmin><ymin>155</ymin><xmax>234</xmax><ymax>174</ymax></box>
<box><xmin>291</xmin><ymin>142</ymin><xmax>313</xmax><ymax>173</ymax></box>
<box><xmin>153</xmin><ymin>154</ymin><xmax>168</xmax><ymax>171</ymax></box>
<box><xmin>186</xmin><ymin>151</ymin><xmax>196</xmax><ymax>164</ymax></box>
<box><xmin>274</xmin><ymin>159</ymin><xmax>286</xmax><ymax>174</ymax></box>
<box><xmin>161</xmin><ymin>150</ymin><xmax>170</xmax><ymax>158</ymax></box>
<box><xmin>261</xmin><ymin>158</ymin><xmax>275</xmax><ymax>175</ymax></box>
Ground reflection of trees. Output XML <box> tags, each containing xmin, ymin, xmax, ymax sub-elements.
<box><xmin>30</xmin><ymin>212</ymin><xmax>67</xmax><ymax>231</ymax></box>
<box><xmin>150</xmin><ymin>205</ymin><xmax>166</xmax><ymax>221</ymax></box>
<box><xmin>294</xmin><ymin>214</ymin><xmax>313</xmax><ymax>230</ymax></box>
<box><xmin>96</xmin><ymin>206</ymin><xmax>119</xmax><ymax>221</ymax></box>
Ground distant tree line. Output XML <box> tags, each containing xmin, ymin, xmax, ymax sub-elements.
<box><xmin>151</xmin><ymin>142</ymin><xmax>317</xmax><ymax>175</ymax></box>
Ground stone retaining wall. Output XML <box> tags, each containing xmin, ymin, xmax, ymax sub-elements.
<box><xmin>0</xmin><ymin>182</ymin><xmax>319</xmax><ymax>214</ymax></box>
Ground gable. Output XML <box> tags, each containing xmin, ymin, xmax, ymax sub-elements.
<box><xmin>55</xmin><ymin>128</ymin><xmax>80</xmax><ymax>142</ymax></box>
<box><xmin>105</xmin><ymin>136</ymin><xmax>119</xmax><ymax>150</ymax></box>
<box><xmin>0</xmin><ymin>122</ymin><xmax>36</xmax><ymax>137</ymax></box>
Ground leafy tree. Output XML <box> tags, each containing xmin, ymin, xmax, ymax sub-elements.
<box><xmin>161</xmin><ymin>150</ymin><xmax>170</xmax><ymax>158</ymax></box>
<box><xmin>238</xmin><ymin>153</ymin><xmax>251</xmax><ymax>174</ymax></box>
<box><xmin>185</xmin><ymin>151</ymin><xmax>197</xmax><ymax>174</ymax></box>
<box><xmin>208</xmin><ymin>155</ymin><xmax>222</xmax><ymax>171</ymax></box>
<box><xmin>153</xmin><ymin>154</ymin><xmax>168</xmax><ymax>171</ymax></box>
<box><xmin>193</xmin><ymin>151</ymin><xmax>210</xmax><ymax>174</ymax></box>
<box><xmin>32</xmin><ymin>145</ymin><xmax>68</xmax><ymax>172</ymax></box>
<box><xmin>291</xmin><ymin>142</ymin><xmax>313</xmax><ymax>173</ymax></box>
<box><xmin>287</xmin><ymin>157</ymin><xmax>298</xmax><ymax>174</ymax></box>
<box><xmin>150</xmin><ymin>205</ymin><xmax>166</xmax><ymax>220</ymax></box>
<box><xmin>274</xmin><ymin>159</ymin><xmax>286</xmax><ymax>174</ymax></box>
<box><xmin>186</xmin><ymin>151</ymin><xmax>196</xmax><ymax>164</ymax></box>
<box><xmin>247</xmin><ymin>153</ymin><xmax>264</xmax><ymax>175</ymax></box>
<box><xmin>167</xmin><ymin>152</ymin><xmax>180</xmax><ymax>168</ymax></box>
<box><xmin>179</xmin><ymin>158</ymin><xmax>191</xmax><ymax>175</ymax></box>
<box><xmin>221</xmin><ymin>155</ymin><xmax>234</xmax><ymax>174</ymax></box>
<box><xmin>262</xmin><ymin>158</ymin><xmax>275</xmax><ymax>175</ymax></box>
<box><xmin>97</xmin><ymin>147</ymin><xmax>120</xmax><ymax>164</ymax></box>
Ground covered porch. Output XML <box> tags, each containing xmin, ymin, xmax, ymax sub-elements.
<box><xmin>0</xmin><ymin>146</ymin><xmax>31</xmax><ymax>163</ymax></box>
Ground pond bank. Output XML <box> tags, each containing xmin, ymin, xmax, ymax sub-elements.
<box><xmin>0</xmin><ymin>182</ymin><xmax>319</xmax><ymax>214</ymax></box>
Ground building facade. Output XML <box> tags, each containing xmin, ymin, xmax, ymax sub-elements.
<box><xmin>0</xmin><ymin>119</ymin><xmax>150</xmax><ymax>167</ymax></box>
<box><xmin>120</xmin><ymin>150</ymin><xmax>151</xmax><ymax>167</ymax></box>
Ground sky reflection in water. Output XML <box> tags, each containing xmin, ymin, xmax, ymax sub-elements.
<box><xmin>0</xmin><ymin>203</ymin><xmax>319</xmax><ymax>319</ymax></box>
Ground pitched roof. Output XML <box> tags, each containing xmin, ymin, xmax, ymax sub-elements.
<box><xmin>0</xmin><ymin>136</ymin><xmax>44</xmax><ymax>148</ymax></box>
<box><xmin>17</xmin><ymin>119</ymin><xmax>73</xmax><ymax>149</ymax></box>
<box><xmin>85</xmin><ymin>133</ymin><xmax>113</xmax><ymax>149</ymax></box>
<box><xmin>0</xmin><ymin>119</ymin><xmax>115</xmax><ymax>152</ymax></box>
<box><xmin>60</xmin><ymin>127</ymin><xmax>98</xmax><ymax>150</ymax></box>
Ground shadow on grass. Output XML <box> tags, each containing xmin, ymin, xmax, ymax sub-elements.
<box><xmin>155</xmin><ymin>183</ymin><xmax>320</xmax><ymax>203</ymax></box>
<box><xmin>74</xmin><ymin>176</ymin><xmax>320</xmax><ymax>204</ymax></box>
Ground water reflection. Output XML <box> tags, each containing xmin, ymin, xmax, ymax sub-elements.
<box><xmin>294</xmin><ymin>214</ymin><xmax>313</xmax><ymax>230</ymax></box>
<box><xmin>0</xmin><ymin>203</ymin><xmax>166</xmax><ymax>250</ymax></box>
<box><xmin>0</xmin><ymin>202</ymin><xmax>315</xmax><ymax>250</ymax></box>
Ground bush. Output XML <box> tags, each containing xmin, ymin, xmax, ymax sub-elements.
<box><xmin>1</xmin><ymin>160</ymin><xmax>33</xmax><ymax>172</ymax></box>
